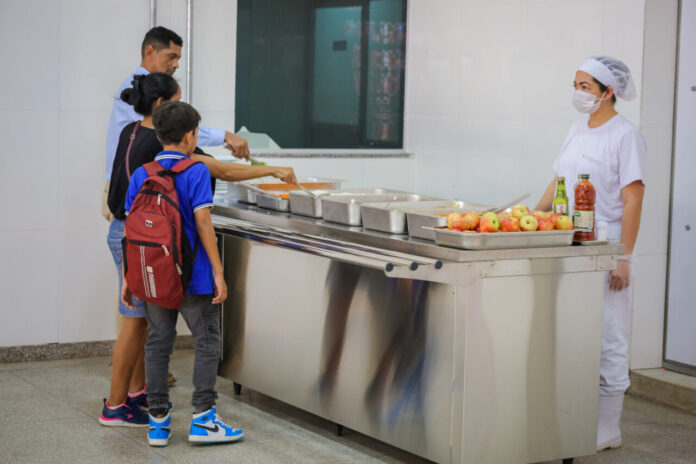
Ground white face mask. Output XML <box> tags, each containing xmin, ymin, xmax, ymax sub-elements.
<box><xmin>572</xmin><ymin>89</ymin><xmax>606</xmax><ymax>114</ymax></box>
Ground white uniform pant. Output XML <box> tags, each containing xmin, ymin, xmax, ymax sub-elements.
<box><xmin>599</xmin><ymin>222</ymin><xmax>634</xmax><ymax>397</ymax></box>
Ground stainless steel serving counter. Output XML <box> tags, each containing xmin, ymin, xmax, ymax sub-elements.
<box><xmin>212</xmin><ymin>198</ymin><xmax>621</xmax><ymax>464</ymax></box>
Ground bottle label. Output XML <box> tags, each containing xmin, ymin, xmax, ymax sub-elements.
<box><xmin>554</xmin><ymin>203</ymin><xmax>567</xmax><ymax>214</ymax></box>
<box><xmin>573</xmin><ymin>210</ymin><xmax>594</xmax><ymax>232</ymax></box>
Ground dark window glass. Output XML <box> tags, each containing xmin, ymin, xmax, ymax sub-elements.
<box><xmin>236</xmin><ymin>0</ymin><xmax>407</xmax><ymax>149</ymax></box>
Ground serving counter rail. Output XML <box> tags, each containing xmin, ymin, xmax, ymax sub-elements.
<box><xmin>212</xmin><ymin>198</ymin><xmax>622</xmax><ymax>464</ymax></box>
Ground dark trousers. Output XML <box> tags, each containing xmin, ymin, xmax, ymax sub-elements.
<box><xmin>144</xmin><ymin>294</ymin><xmax>220</xmax><ymax>411</ymax></box>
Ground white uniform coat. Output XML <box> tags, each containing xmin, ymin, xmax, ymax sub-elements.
<box><xmin>553</xmin><ymin>113</ymin><xmax>646</xmax><ymax>396</ymax></box>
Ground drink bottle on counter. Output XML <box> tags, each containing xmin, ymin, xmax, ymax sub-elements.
<box><xmin>573</xmin><ymin>174</ymin><xmax>596</xmax><ymax>241</ymax></box>
<box><xmin>553</xmin><ymin>177</ymin><xmax>569</xmax><ymax>215</ymax></box>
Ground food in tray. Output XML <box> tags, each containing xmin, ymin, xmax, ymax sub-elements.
<box><xmin>445</xmin><ymin>204</ymin><xmax>574</xmax><ymax>234</ymax></box>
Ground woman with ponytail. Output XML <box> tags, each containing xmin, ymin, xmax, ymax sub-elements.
<box><xmin>100</xmin><ymin>73</ymin><xmax>296</xmax><ymax>427</ymax></box>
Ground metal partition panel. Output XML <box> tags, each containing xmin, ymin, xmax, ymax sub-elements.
<box><xmin>218</xmin><ymin>234</ymin><xmax>456</xmax><ymax>463</ymax></box>
<box><xmin>460</xmin><ymin>272</ymin><xmax>604</xmax><ymax>463</ymax></box>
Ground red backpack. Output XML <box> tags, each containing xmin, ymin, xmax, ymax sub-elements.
<box><xmin>123</xmin><ymin>159</ymin><xmax>199</xmax><ymax>309</ymax></box>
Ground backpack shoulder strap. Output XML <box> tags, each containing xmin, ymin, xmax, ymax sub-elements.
<box><xmin>143</xmin><ymin>160</ymin><xmax>164</xmax><ymax>177</ymax></box>
<box><xmin>170</xmin><ymin>158</ymin><xmax>199</xmax><ymax>174</ymax></box>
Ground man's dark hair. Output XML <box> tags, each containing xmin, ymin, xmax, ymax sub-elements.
<box><xmin>153</xmin><ymin>101</ymin><xmax>201</xmax><ymax>145</ymax></box>
<box><xmin>141</xmin><ymin>26</ymin><xmax>183</xmax><ymax>58</ymax></box>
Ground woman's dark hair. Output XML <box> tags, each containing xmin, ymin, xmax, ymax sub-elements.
<box><xmin>593</xmin><ymin>78</ymin><xmax>617</xmax><ymax>105</ymax></box>
<box><xmin>153</xmin><ymin>101</ymin><xmax>201</xmax><ymax>145</ymax></box>
<box><xmin>120</xmin><ymin>73</ymin><xmax>179</xmax><ymax>116</ymax></box>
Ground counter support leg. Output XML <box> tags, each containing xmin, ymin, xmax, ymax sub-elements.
<box><xmin>562</xmin><ymin>458</ymin><xmax>574</xmax><ymax>464</ymax></box>
<box><xmin>233</xmin><ymin>382</ymin><xmax>242</xmax><ymax>395</ymax></box>
<box><xmin>335</xmin><ymin>424</ymin><xmax>344</xmax><ymax>437</ymax></box>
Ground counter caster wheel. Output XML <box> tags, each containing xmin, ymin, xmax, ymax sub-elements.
<box><xmin>233</xmin><ymin>382</ymin><xmax>242</xmax><ymax>395</ymax></box>
<box><xmin>562</xmin><ymin>459</ymin><xmax>574</xmax><ymax>464</ymax></box>
<box><xmin>335</xmin><ymin>424</ymin><xmax>344</xmax><ymax>437</ymax></box>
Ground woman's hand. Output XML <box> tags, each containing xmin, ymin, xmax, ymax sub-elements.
<box><xmin>271</xmin><ymin>167</ymin><xmax>298</xmax><ymax>184</ymax></box>
<box><xmin>608</xmin><ymin>256</ymin><xmax>631</xmax><ymax>292</ymax></box>
<box><xmin>121</xmin><ymin>278</ymin><xmax>137</xmax><ymax>310</ymax></box>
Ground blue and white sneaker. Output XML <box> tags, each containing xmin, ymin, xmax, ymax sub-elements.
<box><xmin>99</xmin><ymin>399</ymin><xmax>148</xmax><ymax>427</ymax></box>
<box><xmin>148</xmin><ymin>411</ymin><xmax>172</xmax><ymax>447</ymax></box>
<box><xmin>188</xmin><ymin>407</ymin><xmax>244</xmax><ymax>443</ymax></box>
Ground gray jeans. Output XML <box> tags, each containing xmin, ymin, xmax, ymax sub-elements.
<box><xmin>144</xmin><ymin>294</ymin><xmax>221</xmax><ymax>411</ymax></box>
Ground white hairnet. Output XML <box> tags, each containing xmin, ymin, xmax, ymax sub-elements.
<box><xmin>578</xmin><ymin>56</ymin><xmax>636</xmax><ymax>101</ymax></box>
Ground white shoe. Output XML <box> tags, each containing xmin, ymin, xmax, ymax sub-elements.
<box><xmin>597</xmin><ymin>393</ymin><xmax>624</xmax><ymax>451</ymax></box>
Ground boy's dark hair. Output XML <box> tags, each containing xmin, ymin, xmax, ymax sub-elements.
<box><xmin>120</xmin><ymin>73</ymin><xmax>179</xmax><ymax>116</ymax></box>
<box><xmin>153</xmin><ymin>101</ymin><xmax>201</xmax><ymax>145</ymax></box>
<box><xmin>141</xmin><ymin>26</ymin><xmax>183</xmax><ymax>58</ymax></box>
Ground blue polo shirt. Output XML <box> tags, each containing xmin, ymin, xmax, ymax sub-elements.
<box><xmin>125</xmin><ymin>150</ymin><xmax>215</xmax><ymax>295</ymax></box>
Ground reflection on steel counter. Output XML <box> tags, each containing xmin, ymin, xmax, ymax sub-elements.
<box><xmin>318</xmin><ymin>261</ymin><xmax>430</xmax><ymax>425</ymax></box>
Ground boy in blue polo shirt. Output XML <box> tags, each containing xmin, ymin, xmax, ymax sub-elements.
<box><xmin>121</xmin><ymin>101</ymin><xmax>243</xmax><ymax>447</ymax></box>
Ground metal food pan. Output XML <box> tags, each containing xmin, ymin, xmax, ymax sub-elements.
<box><xmin>360</xmin><ymin>200</ymin><xmax>453</xmax><ymax>235</ymax></box>
<box><xmin>228</xmin><ymin>177</ymin><xmax>342</xmax><ymax>204</ymax></box>
<box><xmin>256</xmin><ymin>192</ymin><xmax>291</xmax><ymax>212</ymax></box>
<box><xmin>406</xmin><ymin>203</ymin><xmax>492</xmax><ymax>241</ymax></box>
<box><xmin>321</xmin><ymin>192</ymin><xmax>430</xmax><ymax>227</ymax></box>
<box><xmin>428</xmin><ymin>227</ymin><xmax>575</xmax><ymax>250</ymax></box>
<box><xmin>289</xmin><ymin>189</ymin><xmax>400</xmax><ymax>218</ymax></box>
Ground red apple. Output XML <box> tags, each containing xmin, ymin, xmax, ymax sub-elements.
<box><xmin>479</xmin><ymin>212</ymin><xmax>500</xmax><ymax>232</ymax></box>
<box><xmin>447</xmin><ymin>212</ymin><xmax>479</xmax><ymax>231</ymax></box>
<box><xmin>556</xmin><ymin>215</ymin><xmax>573</xmax><ymax>230</ymax></box>
<box><xmin>519</xmin><ymin>215</ymin><xmax>539</xmax><ymax>231</ymax></box>
<box><xmin>511</xmin><ymin>204</ymin><xmax>530</xmax><ymax>220</ymax></box>
<box><xmin>500</xmin><ymin>217</ymin><xmax>520</xmax><ymax>232</ymax></box>
<box><xmin>549</xmin><ymin>213</ymin><xmax>561</xmax><ymax>227</ymax></box>
<box><xmin>461</xmin><ymin>211</ymin><xmax>480</xmax><ymax>230</ymax></box>
<box><xmin>538</xmin><ymin>218</ymin><xmax>553</xmax><ymax>231</ymax></box>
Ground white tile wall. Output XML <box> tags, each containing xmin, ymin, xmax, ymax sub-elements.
<box><xmin>0</xmin><ymin>0</ymin><xmax>60</xmax><ymax>111</ymax></box>
<box><xmin>635</xmin><ymin>127</ymin><xmax>672</xmax><ymax>257</ymax></box>
<box><xmin>0</xmin><ymin>110</ymin><xmax>61</xmax><ymax>231</ymax></box>
<box><xmin>631</xmin><ymin>254</ymin><xmax>667</xmax><ymax>369</ymax></box>
<box><xmin>0</xmin><ymin>230</ymin><xmax>59</xmax><ymax>346</ymax></box>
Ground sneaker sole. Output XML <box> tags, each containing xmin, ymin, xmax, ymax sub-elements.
<box><xmin>188</xmin><ymin>433</ymin><xmax>244</xmax><ymax>443</ymax></box>
<box><xmin>148</xmin><ymin>438</ymin><xmax>170</xmax><ymax>447</ymax></box>
<box><xmin>99</xmin><ymin>416</ymin><xmax>148</xmax><ymax>428</ymax></box>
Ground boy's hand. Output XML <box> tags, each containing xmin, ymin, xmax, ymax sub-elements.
<box><xmin>121</xmin><ymin>279</ymin><xmax>138</xmax><ymax>310</ymax></box>
<box><xmin>212</xmin><ymin>273</ymin><xmax>228</xmax><ymax>304</ymax></box>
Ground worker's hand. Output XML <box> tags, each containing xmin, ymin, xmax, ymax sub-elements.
<box><xmin>120</xmin><ymin>279</ymin><xmax>138</xmax><ymax>310</ymax></box>
<box><xmin>224</xmin><ymin>131</ymin><xmax>250</xmax><ymax>160</ymax></box>
<box><xmin>271</xmin><ymin>167</ymin><xmax>297</xmax><ymax>184</ymax></box>
<box><xmin>608</xmin><ymin>256</ymin><xmax>631</xmax><ymax>292</ymax></box>
<box><xmin>212</xmin><ymin>272</ymin><xmax>228</xmax><ymax>304</ymax></box>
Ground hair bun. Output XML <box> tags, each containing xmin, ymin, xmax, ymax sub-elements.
<box><xmin>120</xmin><ymin>88</ymin><xmax>133</xmax><ymax>104</ymax></box>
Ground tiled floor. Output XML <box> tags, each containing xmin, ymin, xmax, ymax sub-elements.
<box><xmin>1</xmin><ymin>350</ymin><xmax>695</xmax><ymax>464</ymax></box>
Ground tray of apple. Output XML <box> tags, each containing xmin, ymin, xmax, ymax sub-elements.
<box><xmin>425</xmin><ymin>205</ymin><xmax>575</xmax><ymax>250</ymax></box>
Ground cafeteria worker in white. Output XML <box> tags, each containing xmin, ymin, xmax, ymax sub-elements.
<box><xmin>535</xmin><ymin>56</ymin><xmax>646</xmax><ymax>451</ymax></box>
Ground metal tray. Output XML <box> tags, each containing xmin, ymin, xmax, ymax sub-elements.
<box><xmin>406</xmin><ymin>203</ymin><xmax>492</xmax><ymax>241</ymax></box>
<box><xmin>256</xmin><ymin>192</ymin><xmax>291</xmax><ymax>211</ymax></box>
<box><xmin>360</xmin><ymin>200</ymin><xmax>456</xmax><ymax>235</ymax></box>
<box><xmin>428</xmin><ymin>227</ymin><xmax>575</xmax><ymax>250</ymax></box>
<box><xmin>228</xmin><ymin>177</ymin><xmax>342</xmax><ymax>204</ymax></box>
<box><xmin>321</xmin><ymin>192</ymin><xmax>433</xmax><ymax>227</ymax></box>
<box><xmin>288</xmin><ymin>189</ymin><xmax>399</xmax><ymax>218</ymax></box>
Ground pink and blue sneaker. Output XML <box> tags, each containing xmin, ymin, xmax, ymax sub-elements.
<box><xmin>188</xmin><ymin>407</ymin><xmax>244</xmax><ymax>443</ymax></box>
<box><xmin>148</xmin><ymin>411</ymin><xmax>172</xmax><ymax>447</ymax></box>
<box><xmin>99</xmin><ymin>399</ymin><xmax>148</xmax><ymax>427</ymax></box>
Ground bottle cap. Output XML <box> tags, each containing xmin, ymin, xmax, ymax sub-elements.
<box><xmin>557</xmin><ymin>177</ymin><xmax>565</xmax><ymax>182</ymax></box>
<box><xmin>580</xmin><ymin>174</ymin><xmax>590</xmax><ymax>179</ymax></box>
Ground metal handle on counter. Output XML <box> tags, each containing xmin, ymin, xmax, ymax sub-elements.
<box><xmin>213</xmin><ymin>216</ymin><xmax>408</xmax><ymax>272</ymax></box>
<box><xmin>212</xmin><ymin>215</ymin><xmax>441</xmax><ymax>271</ymax></box>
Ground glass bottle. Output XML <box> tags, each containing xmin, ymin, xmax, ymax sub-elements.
<box><xmin>573</xmin><ymin>174</ymin><xmax>596</xmax><ymax>241</ymax></box>
<box><xmin>553</xmin><ymin>177</ymin><xmax>569</xmax><ymax>215</ymax></box>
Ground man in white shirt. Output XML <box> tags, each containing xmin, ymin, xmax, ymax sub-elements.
<box><xmin>101</xmin><ymin>26</ymin><xmax>249</xmax><ymax>221</ymax></box>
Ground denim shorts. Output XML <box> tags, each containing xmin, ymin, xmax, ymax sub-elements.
<box><xmin>107</xmin><ymin>219</ymin><xmax>146</xmax><ymax>318</ymax></box>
